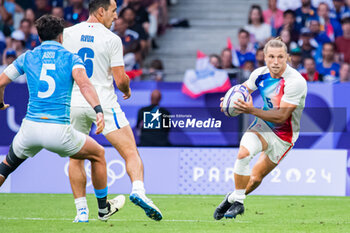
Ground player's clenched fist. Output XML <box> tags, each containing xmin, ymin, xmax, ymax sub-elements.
<box><xmin>95</xmin><ymin>112</ymin><xmax>105</xmax><ymax>134</ymax></box>
<box><xmin>123</xmin><ymin>88</ymin><xmax>131</xmax><ymax>100</ymax></box>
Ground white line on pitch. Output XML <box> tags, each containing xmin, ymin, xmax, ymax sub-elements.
<box><xmin>0</xmin><ymin>217</ymin><xmax>251</xmax><ymax>223</ymax></box>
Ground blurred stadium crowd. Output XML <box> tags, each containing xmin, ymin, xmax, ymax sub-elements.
<box><xmin>211</xmin><ymin>0</ymin><xmax>350</xmax><ymax>83</ymax></box>
<box><xmin>1</xmin><ymin>0</ymin><xmax>350</xmax><ymax>84</ymax></box>
<box><xmin>0</xmin><ymin>0</ymin><xmax>175</xmax><ymax>81</ymax></box>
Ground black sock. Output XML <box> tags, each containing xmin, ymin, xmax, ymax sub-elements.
<box><xmin>97</xmin><ymin>196</ymin><xmax>108</xmax><ymax>211</ymax></box>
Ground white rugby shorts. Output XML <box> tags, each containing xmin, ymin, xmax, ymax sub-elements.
<box><xmin>70</xmin><ymin>106</ymin><xmax>129</xmax><ymax>136</ymax></box>
<box><xmin>12</xmin><ymin>119</ymin><xmax>86</xmax><ymax>159</ymax></box>
<box><xmin>248</xmin><ymin>118</ymin><xmax>293</xmax><ymax>164</ymax></box>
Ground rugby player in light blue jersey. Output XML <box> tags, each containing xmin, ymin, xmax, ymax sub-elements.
<box><xmin>0</xmin><ymin>15</ymin><xmax>125</xmax><ymax>222</ymax></box>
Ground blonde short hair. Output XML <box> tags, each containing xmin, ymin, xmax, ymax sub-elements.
<box><xmin>263</xmin><ymin>37</ymin><xmax>288</xmax><ymax>55</ymax></box>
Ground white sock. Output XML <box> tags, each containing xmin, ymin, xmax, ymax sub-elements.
<box><xmin>131</xmin><ymin>180</ymin><xmax>145</xmax><ymax>194</ymax></box>
<box><xmin>228</xmin><ymin>189</ymin><xmax>246</xmax><ymax>204</ymax></box>
<box><xmin>74</xmin><ymin>197</ymin><xmax>88</xmax><ymax>212</ymax></box>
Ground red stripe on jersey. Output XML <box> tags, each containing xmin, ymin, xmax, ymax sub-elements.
<box><xmin>277</xmin><ymin>145</ymin><xmax>293</xmax><ymax>164</ymax></box>
<box><xmin>273</xmin><ymin>115</ymin><xmax>293</xmax><ymax>143</ymax></box>
<box><xmin>272</xmin><ymin>78</ymin><xmax>293</xmax><ymax>143</ymax></box>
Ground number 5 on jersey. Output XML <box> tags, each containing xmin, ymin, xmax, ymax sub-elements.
<box><xmin>78</xmin><ymin>47</ymin><xmax>94</xmax><ymax>78</ymax></box>
<box><xmin>38</xmin><ymin>63</ymin><xmax>56</xmax><ymax>98</ymax></box>
<box><xmin>266</xmin><ymin>97</ymin><xmax>273</xmax><ymax>108</ymax></box>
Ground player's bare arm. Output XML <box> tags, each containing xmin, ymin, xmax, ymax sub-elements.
<box><xmin>234</xmin><ymin>98</ymin><xmax>297</xmax><ymax>124</ymax></box>
<box><xmin>0</xmin><ymin>73</ymin><xmax>12</xmax><ymax>110</ymax></box>
<box><xmin>72</xmin><ymin>67</ymin><xmax>105</xmax><ymax>134</ymax></box>
<box><xmin>111</xmin><ymin>66</ymin><xmax>131</xmax><ymax>100</ymax></box>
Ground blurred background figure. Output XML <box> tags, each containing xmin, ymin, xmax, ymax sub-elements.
<box><xmin>289</xmin><ymin>47</ymin><xmax>304</xmax><ymax>71</ymax></box>
<box><xmin>301</xmin><ymin>56</ymin><xmax>323</xmax><ymax>81</ymax></box>
<box><xmin>280</xmin><ymin>28</ymin><xmax>298</xmax><ymax>52</ymax></box>
<box><xmin>33</xmin><ymin>0</ymin><xmax>51</xmax><ymax>19</ymax></box>
<box><xmin>23</xmin><ymin>8</ymin><xmax>38</xmax><ymax>34</ymax></box>
<box><xmin>234</xmin><ymin>29</ymin><xmax>256</xmax><ymax>67</ymax></box>
<box><xmin>0</xmin><ymin>48</ymin><xmax>26</xmax><ymax>83</ymax></box>
<box><xmin>317</xmin><ymin>2</ymin><xmax>343</xmax><ymax>41</ymax></box>
<box><xmin>263</xmin><ymin>0</ymin><xmax>284</xmax><ymax>36</ymax></box>
<box><xmin>307</xmin><ymin>17</ymin><xmax>331</xmax><ymax>62</ymax></box>
<box><xmin>277</xmin><ymin>10</ymin><xmax>300</xmax><ymax>42</ymax></box>
<box><xmin>335</xmin><ymin>17</ymin><xmax>350</xmax><ymax>63</ymax></box>
<box><xmin>295</xmin><ymin>0</ymin><xmax>317</xmax><ymax>30</ymax></box>
<box><xmin>19</xmin><ymin>18</ymin><xmax>40</xmax><ymax>49</ymax></box>
<box><xmin>209</xmin><ymin>54</ymin><xmax>221</xmax><ymax>69</ymax></box>
<box><xmin>316</xmin><ymin>42</ymin><xmax>340</xmax><ymax>82</ymax></box>
<box><xmin>119</xmin><ymin>6</ymin><xmax>150</xmax><ymax>57</ymax></box>
<box><xmin>0</xmin><ymin>48</ymin><xmax>15</xmax><ymax>73</ymax></box>
<box><xmin>64</xmin><ymin>0</ymin><xmax>88</xmax><ymax>25</ymax></box>
<box><xmin>241</xmin><ymin>59</ymin><xmax>255</xmax><ymax>81</ymax></box>
<box><xmin>299</xmin><ymin>27</ymin><xmax>317</xmax><ymax>59</ymax></box>
<box><xmin>255</xmin><ymin>47</ymin><xmax>265</xmax><ymax>68</ymax></box>
<box><xmin>339</xmin><ymin>62</ymin><xmax>350</xmax><ymax>82</ymax></box>
<box><xmin>137</xmin><ymin>89</ymin><xmax>171</xmax><ymax>146</ymax></box>
<box><xmin>244</xmin><ymin>4</ymin><xmax>271</xmax><ymax>46</ymax></box>
<box><xmin>330</xmin><ymin>0</ymin><xmax>347</xmax><ymax>22</ymax></box>
<box><xmin>7</xmin><ymin>29</ymin><xmax>26</xmax><ymax>57</ymax></box>
<box><xmin>113</xmin><ymin>17</ymin><xmax>139</xmax><ymax>54</ymax></box>
<box><xmin>221</xmin><ymin>48</ymin><xmax>235</xmax><ymax>69</ymax></box>
<box><xmin>142</xmin><ymin>59</ymin><xmax>165</xmax><ymax>81</ymax></box>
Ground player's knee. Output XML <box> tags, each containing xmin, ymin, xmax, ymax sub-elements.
<box><xmin>91</xmin><ymin>146</ymin><xmax>105</xmax><ymax>164</ymax></box>
<box><xmin>98</xmin><ymin>146</ymin><xmax>105</xmax><ymax>158</ymax></box>
<box><xmin>240</xmin><ymin>132</ymin><xmax>262</xmax><ymax>158</ymax></box>
<box><xmin>0</xmin><ymin>145</ymin><xmax>26</xmax><ymax>179</ymax></box>
<box><xmin>122</xmin><ymin>148</ymin><xmax>140</xmax><ymax>161</ymax></box>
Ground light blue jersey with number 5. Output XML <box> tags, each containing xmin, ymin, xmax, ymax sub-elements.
<box><xmin>12</xmin><ymin>41</ymin><xmax>85</xmax><ymax>124</ymax></box>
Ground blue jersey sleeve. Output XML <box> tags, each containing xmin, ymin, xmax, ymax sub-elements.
<box><xmin>72</xmin><ymin>54</ymin><xmax>85</xmax><ymax>70</ymax></box>
<box><xmin>12</xmin><ymin>52</ymin><xmax>27</xmax><ymax>75</ymax></box>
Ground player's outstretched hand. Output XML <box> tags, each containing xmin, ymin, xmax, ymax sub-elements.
<box><xmin>0</xmin><ymin>103</ymin><xmax>10</xmax><ymax>110</ymax></box>
<box><xmin>95</xmin><ymin>112</ymin><xmax>105</xmax><ymax>134</ymax></box>
<box><xmin>123</xmin><ymin>88</ymin><xmax>131</xmax><ymax>100</ymax></box>
<box><xmin>234</xmin><ymin>95</ymin><xmax>253</xmax><ymax>114</ymax></box>
<box><xmin>220</xmin><ymin>97</ymin><xmax>224</xmax><ymax>112</ymax></box>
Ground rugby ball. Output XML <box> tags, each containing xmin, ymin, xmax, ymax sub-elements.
<box><xmin>222</xmin><ymin>84</ymin><xmax>249</xmax><ymax>117</ymax></box>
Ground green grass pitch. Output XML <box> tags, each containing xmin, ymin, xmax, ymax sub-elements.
<box><xmin>0</xmin><ymin>194</ymin><xmax>349</xmax><ymax>233</ymax></box>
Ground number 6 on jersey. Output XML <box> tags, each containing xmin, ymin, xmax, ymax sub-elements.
<box><xmin>78</xmin><ymin>47</ymin><xmax>94</xmax><ymax>78</ymax></box>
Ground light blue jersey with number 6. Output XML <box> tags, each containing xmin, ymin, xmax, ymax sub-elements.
<box><xmin>12</xmin><ymin>41</ymin><xmax>85</xmax><ymax>124</ymax></box>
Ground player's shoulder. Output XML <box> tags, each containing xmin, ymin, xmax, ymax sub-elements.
<box><xmin>64</xmin><ymin>22</ymin><xmax>85</xmax><ymax>34</ymax></box>
<box><xmin>284</xmin><ymin>65</ymin><xmax>307</xmax><ymax>89</ymax></box>
<box><xmin>251</xmin><ymin>66</ymin><xmax>270</xmax><ymax>78</ymax></box>
<box><xmin>284</xmin><ymin>65</ymin><xmax>306</xmax><ymax>81</ymax></box>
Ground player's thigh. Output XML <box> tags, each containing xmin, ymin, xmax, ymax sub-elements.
<box><xmin>70</xmin><ymin>107</ymin><xmax>94</xmax><ymax>134</ymax></box>
<box><xmin>105</xmin><ymin>125</ymin><xmax>138</xmax><ymax>158</ymax></box>
<box><xmin>43</xmin><ymin>124</ymin><xmax>87</xmax><ymax>157</ymax></box>
<box><xmin>12</xmin><ymin>119</ymin><xmax>43</xmax><ymax>159</ymax></box>
<box><xmin>100</xmin><ymin>107</ymin><xmax>130</xmax><ymax>136</ymax></box>
<box><xmin>248</xmin><ymin>118</ymin><xmax>292</xmax><ymax>164</ymax></box>
<box><xmin>70</xmin><ymin>136</ymin><xmax>105</xmax><ymax>162</ymax></box>
<box><xmin>264</xmin><ymin>135</ymin><xmax>293</xmax><ymax>164</ymax></box>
